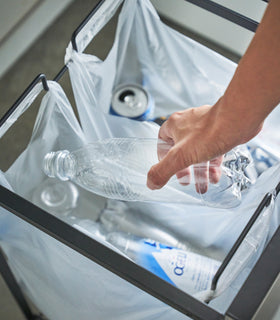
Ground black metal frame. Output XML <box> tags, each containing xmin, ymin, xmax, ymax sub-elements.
<box><xmin>1</xmin><ymin>1</ymin><xmax>277</xmax><ymax>320</ymax></box>
<box><xmin>0</xmin><ymin>185</ymin><xmax>224</xmax><ymax>320</ymax></box>
<box><xmin>71</xmin><ymin>0</ymin><xmax>107</xmax><ymax>52</ymax></box>
<box><xmin>0</xmin><ymin>74</ymin><xmax>48</xmax><ymax>128</ymax></box>
<box><xmin>226</xmin><ymin>226</ymin><xmax>280</xmax><ymax>320</ymax></box>
<box><xmin>211</xmin><ymin>187</ymin><xmax>277</xmax><ymax>291</ymax></box>
<box><xmin>184</xmin><ymin>0</ymin><xmax>259</xmax><ymax>32</ymax></box>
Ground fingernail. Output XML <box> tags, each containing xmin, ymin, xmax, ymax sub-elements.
<box><xmin>147</xmin><ymin>179</ymin><xmax>161</xmax><ymax>190</ymax></box>
<box><xmin>196</xmin><ymin>183</ymin><xmax>208</xmax><ymax>194</ymax></box>
<box><xmin>178</xmin><ymin>176</ymin><xmax>191</xmax><ymax>185</ymax></box>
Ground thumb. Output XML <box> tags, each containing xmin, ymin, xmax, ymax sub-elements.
<box><xmin>147</xmin><ymin>147</ymin><xmax>187</xmax><ymax>190</ymax></box>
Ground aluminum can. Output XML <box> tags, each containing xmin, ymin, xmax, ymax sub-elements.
<box><xmin>110</xmin><ymin>84</ymin><xmax>153</xmax><ymax>121</ymax></box>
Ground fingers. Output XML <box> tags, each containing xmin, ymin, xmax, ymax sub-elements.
<box><xmin>147</xmin><ymin>107</ymin><xmax>225</xmax><ymax>191</ymax></box>
<box><xmin>157</xmin><ymin>139</ymin><xmax>173</xmax><ymax>161</ymax></box>
<box><xmin>193</xmin><ymin>162</ymin><xmax>209</xmax><ymax>194</ymax></box>
<box><xmin>176</xmin><ymin>167</ymin><xmax>191</xmax><ymax>185</ymax></box>
<box><xmin>209</xmin><ymin>156</ymin><xmax>223</xmax><ymax>184</ymax></box>
<box><xmin>193</xmin><ymin>157</ymin><xmax>224</xmax><ymax>192</ymax></box>
<box><xmin>147</xmin><ymin>119</ymin><xmax>179</xmax><ymax>189</ymax></box>
<box><xmin>158</xmin><ymin>120</ymin><xmax>174</xmax><ymax>144</ymax></box>
<box><xmin>147</xmin><ymin>146</ymin><xmax>187</xmax><ymax>190</ymax></box>
<box><xmin>148</xmin><ymin>146</ymin><xmax>224</xmax><ymax>192</ymax></box>
<box><xmin>157</xmin><ymin>120</ymin><xmax>174</xmax><ymax>160</ymax></box>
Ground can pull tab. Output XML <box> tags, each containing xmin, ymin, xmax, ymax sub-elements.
<box><xmin>119</xmin><ymin>90</ymin><xmax>141</xmax><ymax>109</ymax></box>
<box><xmin>119</xmin><ymin>90</ymin><xmax>135</xmax><ymax>102</ymax></box>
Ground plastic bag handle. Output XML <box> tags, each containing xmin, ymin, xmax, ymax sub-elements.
<box><xmin>210</xmin><ymin>181</ymin><xmax>280</xmax><ymax>292</ymax></box>
<box><xmin>70</xmin><ymin>0</ymin><xmax>124</xmax><ymax>53</ymax></box>
<box><xmin>0</xmin><ymin>74</ymin><xmax>49</xmax><ymax>139</ymax></box>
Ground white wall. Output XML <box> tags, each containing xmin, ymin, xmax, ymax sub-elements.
<box><xmin>151</xmin><ymin>0</ymin><xmax>267</xmax><ymax>56</ymax></box>
<box><xmin>0</xmin><ymin>0</ymin><xmax>73</xmax><ymax>78</ymax></box>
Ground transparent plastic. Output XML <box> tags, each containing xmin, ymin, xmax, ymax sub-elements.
<box><xmin>32</xmin><ymin>179</ymin><xmax>79</xmax><ymax>216</ymax></box>
<box><xmin>73</xmin><ymin>218</ymin><xmax>221</xmax><ymax>296</ymax></box>
<box><xmin>43</xmin><ymin>138</ymin><xmax>251</xmax><ymax>208</ymax></box>
<box><xmin>99</xmin><ymin>200</ymin><xmax>209</xmax><ymax>255</ymax></box>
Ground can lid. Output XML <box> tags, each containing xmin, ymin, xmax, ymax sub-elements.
<box><xmin>111</xmin><ymin>84</ymin><xmax>149</xmax><ymax>118</ymax></box>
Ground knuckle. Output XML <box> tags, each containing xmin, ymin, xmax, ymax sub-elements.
<box><xmin>168</xmin><ymin>112</ymin><xmax>180</xmax><ymax>123</ymax></box>
<box><xmin>147</xmin><ymin>165</ymin><xmax>165</xmax><ymax>188</ymax></box>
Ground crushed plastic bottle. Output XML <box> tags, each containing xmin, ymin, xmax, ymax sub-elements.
<box><xmin>43</xmin><ymin>138</ymin><xmax>251</xmax><ymax>208</ymax></box>
<box><xmin>247</xmin><ymin>145</ymin><xmax>278</xmax><ymax>175</ymax></box>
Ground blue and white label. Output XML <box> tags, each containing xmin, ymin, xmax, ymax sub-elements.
<box><xmin>136</xmin><ymin>239</ymin><xmax>220</xmax><ymax>294</ymax></box>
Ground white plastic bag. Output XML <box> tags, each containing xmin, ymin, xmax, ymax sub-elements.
<box><xmin>65</xmin><ymin>0</ymin><xmax>236</xmax><ymax>141</ymax></box>
<box><xmin>0</xmin><ymin>82</ymin><xmax>186</xmax><ymax>320</ymax></box>
<box><xmin>0</xmin><ymin>0</ymin><xmax>279</xmax><ymax>319</ymax></box>
<box><xmin>65</xmin><ymin>0</ymin><xmax>280</xmax><ymax>307</ymax></box>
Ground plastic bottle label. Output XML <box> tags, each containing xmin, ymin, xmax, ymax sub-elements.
<box><xmin>136</xmin><ymin>239</ymin><xmax>220</xmax><ymax>294</ymax></box>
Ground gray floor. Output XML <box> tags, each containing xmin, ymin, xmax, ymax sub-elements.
<box><xmin>0</xmin><ymin>1</ymin><xmax>104</xmax><ymax>318</ymax></box>
<box><xmin>0</xmin><ymin>0</ymin><xmax>119</xmax><ymax>172</ymax></box>
<box><xmin>0</xmin><ymin>1</ymin><xmax>242</xmax><ymax>319</ymax></box>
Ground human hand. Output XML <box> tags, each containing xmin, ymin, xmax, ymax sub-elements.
<box><xmin>156</xmin><ymin>136</ymin><xmax>223</xmax><ymax>194</ymax></box>
<box><xmin>146</xmin><ymin>0</ymin><xmax>280</xmax><ymax>192</ymax></box>
<box><xmin>177</xmin><ymin>157</ymin><xmax>224</xmax><ymax>194</ymax></box>
<box><xmin>147</xmin><ymin>103</ymin><xmax>262</xmax><ymax>191</ymax></box>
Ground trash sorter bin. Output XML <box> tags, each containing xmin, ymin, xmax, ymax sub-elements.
<box><xmin>0</xmin><ymin>1</ymin><xmax>279</xmax><ymax>320</ymax></box>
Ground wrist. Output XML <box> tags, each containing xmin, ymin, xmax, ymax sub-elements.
<box><xmin>210</xmin><ymin>96</ymin><xmax>263</xmax><ymax>150</ymax></box>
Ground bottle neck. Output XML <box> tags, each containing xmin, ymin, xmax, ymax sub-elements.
<box><xmin>43</xmin><ymin>150</ymin><xmax>75</xmax><ymax>181</ymax></box>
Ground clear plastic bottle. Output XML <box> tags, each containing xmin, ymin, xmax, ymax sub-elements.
<box><xmin>31</xmin><ymin>179</ymin><xmax>79</xmax><ymax>217</ymax></box>
<box><xmin>107</xmin><ymin>232</ymin><xmax>220</xmax><ymax>295</ymax></box>
<box><xmin>99</xmin><ymin>200</ymin><xmax>206</xmax><ymax>254</ymax></box>
<box><xmin>73</xmin><ymin>218</ymin><xmax>220</xmax><ymax>296</ymax></box>
<box><xmin>43</xmin><ymin>138</ymin><xmax>251</xmax><ymax>208</ymax></box>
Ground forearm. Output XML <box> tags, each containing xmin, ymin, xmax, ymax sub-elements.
<box><xmin>213</xmin><ymin>0</ymin><xmax>280</xmax><ymax>146</ymax></box>
<box><xmin>147</xmin><ymin>0</ymin><xmax>280</xmax><ymax>189</ymax></box>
